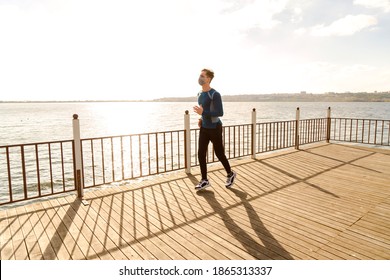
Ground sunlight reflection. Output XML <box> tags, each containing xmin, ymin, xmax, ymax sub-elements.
<box><xmin>85</xmin><ymin>102</ymin><xmax>157</xmax><ymax>136</ymax></box>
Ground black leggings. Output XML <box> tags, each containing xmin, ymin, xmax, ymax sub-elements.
<box><xmin>198</xmin><ymin>124</ymin><xmax>231</xmax><ymax>180</ymax></box>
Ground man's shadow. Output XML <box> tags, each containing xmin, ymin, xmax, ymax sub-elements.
<box><xmin>197</xmin><ymin>188</ymin><xmax>293</xmax><ymax>259</ymax></box>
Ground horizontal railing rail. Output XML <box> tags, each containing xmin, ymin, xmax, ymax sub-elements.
<box><xmin>1</xmin><ymin>108</ymin><xmax>389</xmax><ymax>206</ymax></box>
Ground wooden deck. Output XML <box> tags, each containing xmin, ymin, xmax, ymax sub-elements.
<box><xmin>1</xmin><ymin>143</ymin><xmax>390</xmax><ymax>260</ymax></box>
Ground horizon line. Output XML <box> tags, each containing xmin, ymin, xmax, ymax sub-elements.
<box><xmin>1</xmin><ymin>91</ymin><xmax>389</xmax><ymax>103</ymax></box>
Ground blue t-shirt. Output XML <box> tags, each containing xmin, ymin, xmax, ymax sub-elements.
<box><xmin>198</xmin><ymin>89</ymin><xmax>224</xmax><ymax>129</ymax></box>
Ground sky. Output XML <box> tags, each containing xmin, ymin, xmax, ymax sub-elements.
<box><xmin>0</xmin><ymin>0</ymin><xmax>390</xmax><ymax>101</ymax></box>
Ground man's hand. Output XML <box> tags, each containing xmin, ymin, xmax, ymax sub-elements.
<box><xmin>193</xmin><ymin>104</ymin><xmax>203</xmax><ymax>115</ymax></box>
<box><xmin>198</xmin><ymin>118</ymin><xmax>202</xmax><ymax>128</ymax></box>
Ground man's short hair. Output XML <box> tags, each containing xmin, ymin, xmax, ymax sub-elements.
<box><xmin>202</xmin><ymin>68</ymin><xmax>214</xmax><ymax>81</ymax></box>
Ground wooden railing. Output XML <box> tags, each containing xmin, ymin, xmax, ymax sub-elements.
<box><xmin>1</xmin><ymin>108</ymin><xmax>388</xmax><ymax>205</ymax></box>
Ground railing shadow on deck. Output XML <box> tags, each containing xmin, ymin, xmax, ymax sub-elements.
<box><xmin>42</xmin><ymin>199</ymin><xmax>82</xmax><ymax>259</ymax></box>
<box><xmin>60</xmin><ymin>143</ymin><xmax>351</xmax><ymax>259</ymax></box>
<box><xmin>2</xmin><ymin>142</ymin><xmax>390</xmax><ymax>259</ymax></box>
<box><xmin>70</xmin><ymin>161</ymin><xmax>301</xmax><ymax>260</ymax></box>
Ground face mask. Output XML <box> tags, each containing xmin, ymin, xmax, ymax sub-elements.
<box><xmin>198</xmin><ymin>77</ymin><xmax>206</xmax><ymax>86</ymax></box>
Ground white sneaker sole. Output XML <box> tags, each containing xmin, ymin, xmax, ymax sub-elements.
<box><xmin>195</xmin><ymin>184</ymin><xmax>210</xmax><ymax>191</ymax></box>
<box><xmin>225</xmin><ymin>173</ymin><xmax>237</xmax><ymax>188</ymax></box>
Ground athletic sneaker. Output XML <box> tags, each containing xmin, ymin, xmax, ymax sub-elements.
<box><xmin>195</xmin><ymin>179</ymin><xmax>210</xmax><ymax>191</ymax></box>
<box><xmin>225</xmin><ymin>171</ymin><xmax>237</xmax><ymax>188</ymax></box>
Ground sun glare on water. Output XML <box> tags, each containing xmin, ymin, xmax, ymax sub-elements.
<box><xmin>83</xmin><ymin>102</ymin><xmax>155</xmax><ymax>137</ymax></box>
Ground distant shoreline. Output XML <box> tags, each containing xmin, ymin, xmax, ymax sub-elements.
<box><xmin>154</xmin><ymin>92</ymin><xmax>390</xmax><ymax>102</ymax></box>
<box><xmin>1</xmin><ymin>92</ymin><xmax>389</xmax><ymax>103</ymax></box>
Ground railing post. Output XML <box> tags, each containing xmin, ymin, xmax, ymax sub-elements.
<box><xmin>326</xmin><ymin>107</ymin><xmax>331</xmax><ymax>143</ymax></box>
<box><xmin>251</xmin><ymin>108</ymin><xmax>257</xmax><ymax>159</ymax></box>
<box><xmin>184</xmin><ymin>110</ymin><xmax>191</xmax><ymax>174</ymax></box>
<box><xmin>295</xmin><ymin>107</ymin><xmax>300</xmax><ymax>149</ymax></box>
<box><xmin>72</xmin><ymin>114</ymin><xmax>84</xmax><ymax>198</ymax></box>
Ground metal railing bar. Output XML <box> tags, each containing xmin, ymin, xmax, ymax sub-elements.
<box><xmin>21</xmin><ymin>146</ymin><xmax>28</xmax><ymax>200</ymax></box>
<box><xmin>6</xmin><ymin>147</ymin><xmax>12</xmax><ymax>202</ymax></box>
<box><xmin>91</xmin><ymin>140</ymin><xmax>96</xmax><ymax>187</ymax></box>
<box><xmin>170</xmin><ymin>132</ymin><xmax>174</xmax><ymax>170</ymax></box>
<box><xmin>80</xmin><ymin>129</ymin><xmax>184</xmax><ymax>142</ymax></box>
<box><xmin>381</xmin><ymin>120</ymin><xmax>384</xmax><ymax>145</ymax></box>
<box><xmin>0</xmin><ymin>139</ymin><xmax>73</xmax><ymax>149</ymax></box>
<box><xmin>101</xmin><ymin>138</ymin><xmax>106</xmax><ymax>184</ymax></box>
<box><xmin>60</xmin><ymin>142</ymin><xmax>66</xmax><ymax>192</ymax></box>
<box><xmin>162</xmin><ymin>133</ymin><xmax>166</xmax><ymax>172</ymax></box>
<box><xmin>35</xmin><ymin>144</ymin><xmax>41</xmax><ymax>197</ymax></box>
<box><xmin>120</xmin><ymin>136</ymin><xmax>124</xmax><ymax>180</ymax></box>
<box><xmin>177</xmin><ymin>131</ymin><xmax>181</xmax><ymax>169</ymax></box>
<box><xmin>110</xmin><ymin>137</ymin><xmax>115</xmax><ymax>182</ymax></box>
<box><xmin>49</xmin><ymin>143</ymin><xmax>54</xmax><ymax>194</ymax></box>
<box><xmin>155</xmin><ymin>133</ymin><xmax>159</xmax><ymax>174</ymax></box>
<box><xmin>130</xmin><ymin>136</ymin><xmax>134</xmax><ymax>179</ymax></box>
<box><xmin>80</xmin><ymin>139</ymin><xmax>85</xmax><ymax>188</ymax></box>
<box><xmin>138</xmin><ymin>134</ymin><xmax>142</xmax><ymax>177</ymax></box>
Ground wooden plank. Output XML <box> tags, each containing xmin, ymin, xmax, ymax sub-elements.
<box><xmin>132</xmin><ymin>184</ymin><xmax>253</xmax><ymax>260</ymax></box>
<box><xmin>1</xmin><ymin>143</ymin><xmax>390</xmax><ymax>260</ymax></box>
<box><xmin>14</xmin><ymin>206</ymin><xmax>43</xmax><ymax>260</ymax></box>
<box><xmin>80</xmin><ymin>189</ymin><xmax>166</xmax><ymax>260</ymax></box>
<box><xmin>55</xmin><ymin>196</ymin><xmax>102</xmax><ymax>259</ymax></box>
<box><xmin>190</xmin><ymin>188</ymin><xmax>326</xmax><ymax>259</ymax></box>
<box><xmin>47</xmin><ymin>199</ymin><xmax>89</xmax><ymax>260</ymax></box>
<box><xmin>23</xmin><ymin>203</ymin><xmax>57</xmax><ymax>260</ymax></box>
<box><xmin>42</xmin><ymin>199</ymin><xmax>85</xmax><ymax>260</ymax></box>
<box><xmin>6</xmin><ymin>207</ymin><xmax>29</xmax><ymax>259</ymax></box>
<box><xmin>31</xmin><ymin>201</ymin><xmax>71</xmax><ymax>260</ymax></box>
<box><xmin>91</xmin><ymin>187</ymin><xmax>187</xmax><ymax>260</ymax></box>
<box><xmin>316</xmin><ymin>241</ymin><xmax>362</xmax><ymax>260</ymax></box>
<box><xmin>349</xmin><ymin>225</ymin><xmax>390</xmax><ymax>245</ymax></box>
<box><xmin>116</xmin><ymin>184</ymin><xmax>227</xmax><ymax>259</ymax></box>
<box><xmin>161</xmin><ymin>191</ymin><xmax>293</xmax><ymax>259</ymax></box>
<box><xmin>121</xmin><ymin>179</ymin><xmax>240</xmax><ymax>260</ymax></box>
<box><xmin>142</xmin><ymin>176</ymin><xmax>308</xmax><ymax>259</ymax></box>
<box><xmin>61</xmin><ymin>195</ymin><xmax>118</xmax><ymax>260</ymax></box>
<box><xmin>340</xmin><ymin>229</ymin><xmax>390</xmax><ymax>253</ymax></box>
<box><xmin>0</xmin><ymin>210</ymin><xmax>15</xmax><ymax>260</ymax></box>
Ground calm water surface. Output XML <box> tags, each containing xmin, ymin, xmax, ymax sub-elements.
<box><xmin>1</xmin><ymin>102</ymin><xmax>389</xmax><ymax>146</ymax></box>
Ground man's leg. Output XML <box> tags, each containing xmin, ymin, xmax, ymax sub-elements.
<box><xmin>198</xmin><ymin>128</ymin><xmax>210</xmax><ymax>180</ymax></box>
<box><xmin>210</xmin><ymin>124</ymin><xmax>232</xmax><ymax>175</ymax></box>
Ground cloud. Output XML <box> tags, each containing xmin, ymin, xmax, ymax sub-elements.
<box><xmin>296</xmin><ymin>14</ymin><xmax>378</xmax><ymax>36</ymax></box>
<box><xmin>291</xmin><ymin>7</ymin><xmax>304</xmax><ymax>23</ymax></box>
<box><xmin>218</xmin><ymin>0</ymin><xmax>290</xmax><ymax>31</ymax></box>
<box><xmin>354</xmin><ymin>0</ymin><xmax>390</xmax><ymax>13</ymax></box>
<box><xmin>286</xmin><ymin>61</ymin><xmax>388</xmax><ymax>93</ymax></box>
